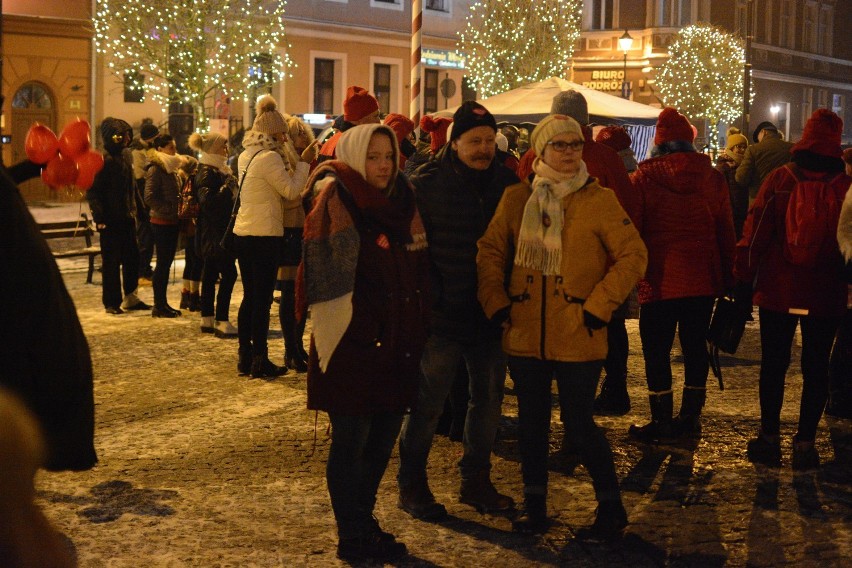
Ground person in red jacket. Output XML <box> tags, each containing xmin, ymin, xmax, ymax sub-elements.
<box><xmin>549</xmin><ymin>90</ymin><xmax>639</xmax><ymax>418</ymax></box>
<box><xmin>736</xmin><ymin>109</ymin><xmax>850</xmax><ymax>470</ymax></box>
<box><xmin>318</xmin><ymin>86</ymin><xmax>381</xmax><ymax>162</ymax></box>
<box><xmin>627</xmin><ymin>107</ymin><xmax>736</xmax><ymax>443</ymax></box>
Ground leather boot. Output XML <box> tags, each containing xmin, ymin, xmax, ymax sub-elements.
<box><xmin>251</xmin><ymin>354</ymin><xmax>288</xmax><ymax>379</ymax></box>
<box><xmin>279</xmin><ymin>281</ymin><xmax>308</xmax><ymax>372</ymax></box>
<box><xmin>593</xmin><ymin>374</ymin><xmax>630</xmax><ymax>416</ymax></box>
<box><xmin>238</xmin><ymin>347</ymin><xmax>252</xmax><ymax>376</ymax></box>
<box><xmin>188</xmin><ymin>292</ymin><xmax>201</xmax><ymax>312</ymax></box>
<box><xmin>512</xmin><ymin>492</ymin><xmax>549</xmax><ymax>534</ymax></box>
<box><xmin>628</xmin><ymin>392</ymin><xmax>674</xmax><ymax>443</ymax></box>
<box><xmin>179</xmin><ymin>289</ymin><xmax>191</xmax><ymax>309</ymax></box>
<box><xmin>673</xmin><ymin>387</ymin><xmax>706</xmax><ymax>437</ymax></box>
<box><xmin>398</xmin><ymin>479</ymin><xmax>447</xmax><ymax>521</ymax></box>
<box><xmin>576</xmin><ymin>499</ymin><xmax>628</xmax><ymax>541</ymax></box>
<box><xmin>459</xmin><ymin>470</ymin><xmax>515</xmax><ymax>515</ymax></box>
<box><xmin>295</xmin><ymin>316</ymin><xmax>309</xmax><ymax>361</ymax></box>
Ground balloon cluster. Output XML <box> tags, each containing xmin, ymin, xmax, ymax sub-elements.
<box><xmin>24</xmin><ymin>119</ymin><xmax>105</xmax><ymax>191</ymax></box>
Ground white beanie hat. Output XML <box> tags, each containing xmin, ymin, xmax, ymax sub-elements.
<box><xmin>336</xmin><ymin>124</ymin><xmax>399</xmax><ymax>185</ymax></box>
<box><xmin>252</xmin><ymin>94</ymin><xmax>288</xmax><ymax>135</ymax></box>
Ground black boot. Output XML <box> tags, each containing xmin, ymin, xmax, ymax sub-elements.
<box><xmin>673</xmin><ymin>387</ymin><xmax>706</xmax><ymax>438</ymax></box>
<box><xmin>188</xmin><ymin>292</ymin><xmax>201</xmax><ymax>312</ymax></box>
<box><xmin>398</xmin><ymin>478</ymin><xmax>448</xmax><ymax>521</ymax></box>
<box><xmin>179</xmin><ymin>289</ymin><xmax>191</xmax><ymax>309</ymax></box>
<box><xmin>512</xmin><ymin>492</ymin><xmax>549</xmax><ymax>534</ymax></box>
<box><xmin>576</xmin><ymin>499</ymin><xmax>627</xmax><ymax>541</ymax></box>
<box><xmin>279</xmin><ymin>280</ymin><xmax>308</xmax><ymax>372</ymax></box>
<box><xmin>238</xmin><ymin>346</ymin><xmax>252</xmax><ymax>376</ymax></box>
<box><xmin>250</xmin><ymin>353</ymin><xmax>288</xmax><ymax>379</ymax></box>
<box><xmin>594</xmin><ymin>374</ymin><xmax>630</xmax><ymax>416</ymax></box>
<box><xmin>459</xmin><ymin>470</ymin><xmax>515</xmax><ymax>515</ymax></box>
<box><xmin>628</xmin><ymin>392</ymin><xmax>674</xmax><ymax>443</ymax></box>
<box><xmin>295</xmin><ymin>315</ymin><xmax>309</xmax><ymax>361</ymax></box>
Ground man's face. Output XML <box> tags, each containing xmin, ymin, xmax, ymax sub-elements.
<box><xmin>452</xmin><ymin>126</ymin><xmax>496</xmax><ymax>170</ymax></box>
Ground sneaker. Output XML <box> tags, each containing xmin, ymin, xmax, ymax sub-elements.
<box><xmin>214</xmin><ymin>320</ymin><xmax>238</xmax><ymax>338</ymax></box>
<box><xmin>746</xmin><ymin>432</ymin><xmax>782</xmax><ymax>466</ymax></box>
<box><xmin>200</xmin><ymin>316</ymin><xmax>215</xmax><ymax>334</ymax></box>
<box><xmin>792</xmin><ymin>439</ymin><xmax>820</xmax><ymax>472</ymax></box>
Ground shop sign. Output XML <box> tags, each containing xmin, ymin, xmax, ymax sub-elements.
<box><xmin>422</xmin><ymin>48</ymin><xmax>465</xmax><ymax>69</ymax></box>
<box><xmin>581</xmin><ymin>70</ymin><xmax>625</xmax><ymax>91</ymax></box>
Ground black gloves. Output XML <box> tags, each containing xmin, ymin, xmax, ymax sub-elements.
<box><xmin>490</xmin><ymin>305</ymin><xmax>510</xmax><ymax>327</ymax></box>
<box><xmin>732</xmin><ymin>280</ymin><xmax>753</xmax><ymax>309</ymax></box>
<box><xmin>583</xmin><ymin>310</ymin><xmax>607</xmax><ymax>334</ymax></box>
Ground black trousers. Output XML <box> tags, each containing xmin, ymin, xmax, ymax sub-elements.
<box><xmin>639</xmin><ymin>296</ymin><xmax>715</xmax><ymax>393</ymax></box>
<box><xmin>758</xmin><ymin>307</ymin><xmax>841</xmax><ymax>441</ymax></box>
<box><xmin>201</xmin><ymin>253</ymin><xmax>238</xmax><ymax>321</ymax></box>
<box><xmin>100</xmin><ymin>221</ymin><xmax>140</xmax><ymax>309</ymax></box>
<box><xmin>235</xmin><ymin>236</ymin><xmax>282</xmax><ymax>356</ymax></box>
<box><xmin>150</xmin><ymin>223</ymin><xmax>179</xmax><ymax>307</ymax></box>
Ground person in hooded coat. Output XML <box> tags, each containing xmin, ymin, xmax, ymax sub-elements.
<box><xmin>736</xmin><ymin>109</ymin><xmax>851</xmax><ymax>469</ymax></box>
<box><xmin>627</xmin><ymin>108</ymin><xmax>736</xmax><ymax>444</ymax></box>
<box><xmin>299</xmin><ymin>124</ymin><xmax>429</xmax><ymax>563</ymax></box>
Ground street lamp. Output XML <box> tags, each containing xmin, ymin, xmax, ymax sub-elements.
<box><xmin>618</xmin><ymin>29</ymin><xmax>634</xmax><ymax>99</ymax></box>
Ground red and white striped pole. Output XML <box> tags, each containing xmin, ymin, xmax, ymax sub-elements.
<box><xmin>410</xmin><ymin>0</ymin><xmax>422</xmax><ymax>131</ymax></box>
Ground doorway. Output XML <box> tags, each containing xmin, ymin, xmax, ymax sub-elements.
<box><xmin>11</xmin><ymin>81</ymin><xmax>56</xmax><ymax>201</ymax></box>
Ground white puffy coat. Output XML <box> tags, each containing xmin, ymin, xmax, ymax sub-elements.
<box><xmin>234</xmin><ymin>130</ymin><xmax>309</xmax><ymax>237</ymax></box>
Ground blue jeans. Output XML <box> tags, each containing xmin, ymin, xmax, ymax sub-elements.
<box><xmin>398</xmin><ymin>334</ymin><xmax>506</xmax><ymax>484</ymax></box>
<box><xmin>327</xmin><ymin>412</ymin><xmax>404</xmax><ymax>539</ymax></box>
<box><xmin>509</xmin><ymin>356</ymin><xmax>620</xmax><ymax>503</ymax></box>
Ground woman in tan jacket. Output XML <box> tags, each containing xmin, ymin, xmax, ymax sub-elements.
<box><xmin>477</xmin><ymin>114</ymin><xmax>647</xmax><ymax>538</ymax></box>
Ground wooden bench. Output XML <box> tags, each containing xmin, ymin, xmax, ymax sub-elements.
<box><xmin>39</xmin><ymin>213</ymin><xmax>101</xmax><ymax>284</ymax></box>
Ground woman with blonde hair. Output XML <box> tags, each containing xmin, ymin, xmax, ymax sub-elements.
<box><xmin>234</xmin><ymin>95</ymin><xmax>316</xmax><ymax>378</ymax></box>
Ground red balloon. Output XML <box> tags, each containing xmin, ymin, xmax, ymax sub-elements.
<box><xmin>25</xmin><ymin>123</ymin><xmax>59</xmax><ymax>164</ymax></box>
<box><xmin>43</xmin><ymin>153</ymin><xmax>79</xmax><ymax>189</ymax></box>
<box><xmin>74</xmin><ymin>150</ymin><xmax>105</xmax><ymax>191</ymax></box>
<box><xmin>58</xmin><ymin>118</ymin><xmax>91</xmax><ymax>158</ymax></box>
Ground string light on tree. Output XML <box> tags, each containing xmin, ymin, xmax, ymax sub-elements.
<box><xmin>456</xmin><ymin>0</ymin><xmax>582</xmax><ymax>99</ymax></box>
<box><xmin>656</xmin><ymin>24</ymin><xmax>751</xmax><ymax>148</ymax></box>
<box><xmin>94</xmin><ymin>0</ymin><xmax>294</xmax><ymax>129</ymax></box>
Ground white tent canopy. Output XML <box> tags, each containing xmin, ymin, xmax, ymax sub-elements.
<box><xmin>436</xmin><ymin>77</ymin><xmax>661</xmax><ymax>126</ymax></box>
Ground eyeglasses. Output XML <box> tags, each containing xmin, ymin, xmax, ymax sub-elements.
<box><xmin>731</xmin><ymin>144</ymin><xmax>747</xmax><ymax>151</ymax></box>
<box><xmin>546</xmin><ymin>140</ymin><xmax>584</xmax><ymax>153</ymax></box>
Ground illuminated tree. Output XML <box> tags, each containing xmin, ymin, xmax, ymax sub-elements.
<box><xmin>657</xmin><ymin>24</ymin><xmax>748</xmax><ymax>148</ymax></box>
<box><xmin>94</xmin><ymin>0</ymin><xmax>294</xmax><ymax>128</ymax></box>
<box><xmin>456</xmin><ymin>0</ymin><xmax>582</xmax><ymax>99</ymax></box>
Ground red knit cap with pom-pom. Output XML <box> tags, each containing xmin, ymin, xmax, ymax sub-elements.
<box><xmin>595</xmin><ymin>125</ymin><xmax>632</xmax><ymax>152</ymax></box>
<box><xmin>792</xmin><ymin>108</ymin><xmax>844</xmax><ymax>159</ymax></box>
<box><xmin>654</xmin><ymin>107</ymin><xmax>694</xmax><ymax>145</ymax></box>
<box><xmin>420</xmin><ymin>115</ymin><xmax>453</xmax><ymax>154</ymax></box>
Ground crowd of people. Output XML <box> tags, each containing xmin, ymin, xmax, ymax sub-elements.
<box><xmin>5</xmin><ymin>85</ymin><xmax>850</xmax><ymax>564</ymax></box>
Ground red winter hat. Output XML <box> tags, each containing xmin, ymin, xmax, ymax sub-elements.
<box><xmin>420</xmin><ymin>115</ymin><xmax>453</xmax><ymax>154</ymax></box>
<box><xmin>383</xmin><ymin>113</ymin><xmax>415</xmax><ymax>144</ymax></box>
<box><xmin>595</xmin><ymin>125</ymin><xmax>632</xmax><ymax>152</ymax></box>
<box><xmin>791</xmin><ymin>108</ymin><xmax>843</xmax><ymax>159</ymax></box>
<box><xmin>654</xmin><ymin>107</ymin><xmax>694</xmax><ymax>145</ymax></box>
<box><xmin>343</xmin><ymin>86</ymin><xmax>379</xmax><ymax>122</ymax></box>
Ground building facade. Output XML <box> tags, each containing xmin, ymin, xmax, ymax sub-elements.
<box><xmin>571</xmin><ymin>0</ymin><xmax>852</xmax><ymax>146</ymax></box>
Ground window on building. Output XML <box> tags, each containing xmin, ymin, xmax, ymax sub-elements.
<box><xmin>424</xmin><ymin>69</ymin><xmax>439</xmax><ymax>114</ymax></box>
<box><xmin>426</xmin><ymin>0</ymin><xmax>449</xmax><ymax>12</ymax></box>
<box><xmin>779</xmin><ymin>0</ymin><xmax>795</xmax><ymax>49</ymax></box>
<box><xmin>123</xmin><ymin>72</ymin><xmax>145</xmax><ymax>103</ymax></box>
<box><xmin>817</xmin><ymin>5</ymin><xmax>832</xmax><ymax>55</ymax></box>
<box><xmin>802</xmin><ymin>2</ymin><xmax>819</xmax><ymax>53</ymax></box>
<box><xmin>590</xmin><ymin>0</ymin><xmax>614</xmax><ymax>30</ymax></box>
<box><xmin>734</xmin><ymin>1</ymin><xmax>747</xmax><ymax>37</ymax></box>
<box><xmin>11</xmin><ymin>82</ymin><xmax>53</xmax><ymax>109</ymax></box>
<box><xmin>374</xmin><ymin>64</ymin><xmax>391</xmax><ymax>115</ymax></box>
<box><xmin>660</xmin><ymin>0</ymin><xmax>692</xmax><ymax>27</ymax></box>
<box><xmin>832</xmin><ymin>94</ymin><xmax>845</xmax><ymax>126</ymax></box>
<box><xmin>314</xmin><ymin>59</ymin><xmax>335</xmax><ymax>114</ymax></box>
<box><xmin>371</xmin><ymin>0</ymin><xmax>403</xmax><ymax>10</ymax></box>
<box><xmin>801</xmin><ymin>87</ymin><xmax>813</xmax><ymax>129</ymax></box>
<box><xmin>462</xmin><ymin>76</ymin><xmax>477</xmax><ymax>102</ymax></box>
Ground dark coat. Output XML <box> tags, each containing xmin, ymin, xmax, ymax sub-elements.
<box><xmin>306</xmin><ymin>174</ymin><xmax>430</xmax><ymax>415</ymax></box>
<box><xmin>629</xmin><ymin>151</ymin><xmax>737</xmax><ymax>304</ymax></box>
<box><xmin>735</xmin><ymin>133</ymin><xmax>793</xmax><ymax>199</ymax></box>
<box><xmin>580</xmin><ymin>126</ymin><xmax>638</xmax><ymax>219</ymax></box>
<box><xmin>0</xmin><ymin>167</ymin><xmax>97</xmax><ymax>471</ymax></box>
<box><xmin>715</xmin><ymin>153</ymin><xmax>749</xmax><ymax>238</ymax></box>
<box><xmin>735</xmin><ymin>163</ymin><xmax>850</xmax><ymax>317</ymax></box>
<box><xmin>86</xmin><ymin>150</ymin><xmax>136</xmax><ymax>228</ymax></box>
<box><xmin>144</xmin><ymin>155</ymin><xmax>181</xmax><ymax>224</ymax></box>
<box><xmin>194</xmin><ymin>164</ymin><xmax>236</xmax><ymax>259</ymax></box>
<box><xmin>410</xmin><ymin>145</ymin><xmax>518</xmax><ymax>341</ymax></box>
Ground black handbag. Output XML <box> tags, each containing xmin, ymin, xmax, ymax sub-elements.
<box><xmin>706</xmin><ymin>295</ymin><xmax>753</xmax><ymax>390</ymax></box>
<box><xmin>219</xmin><ymin>152</ymin><xmax>260</xmax><ymax>253</ymax></box>
<box><xmin>280</xmin><ymin>227</ymin><xmax>303</xmax><ymax>267</ymax></box>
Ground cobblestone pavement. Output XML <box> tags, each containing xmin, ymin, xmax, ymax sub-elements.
<box><xmin>32</xmin><ymin>213</ymin><xmax>852</xmax><ymax>567</ymax></box>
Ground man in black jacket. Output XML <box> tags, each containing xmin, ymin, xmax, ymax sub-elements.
<box><xmin>397</xmin><ymin>101</ymin><xmax>518</xmax><ymax>520</ymax></box>
<box><xmin>86</xmin><ymin>118</ymin><xmax>150</xmax><ymax>314</ymax></box>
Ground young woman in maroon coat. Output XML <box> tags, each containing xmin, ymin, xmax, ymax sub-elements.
<box><xmin>299</xmin><ymin>124</ymin><xmax>429</xmax><ymax>563</ymax></box>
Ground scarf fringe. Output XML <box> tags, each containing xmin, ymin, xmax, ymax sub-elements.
<box><xmin>516</xmin><ymin>239</ymin><xmax>562</xmax><ymax>275</ymax></box>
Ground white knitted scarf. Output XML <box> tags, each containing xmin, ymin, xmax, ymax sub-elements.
<box><xmin>515</xmin><ymin>157</ymin><xmax>588</xmax><ymax>275</ymax></box>
<box><xmin>198</xmin><ymin>151</ymin><xmax>231</xmax><ymax>175</ymax></box>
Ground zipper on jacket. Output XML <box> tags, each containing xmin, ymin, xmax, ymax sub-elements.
<box><xmin>540</xmin><ymin>275</ymin><xmax>547</xmax><ymax>359</ymax></box>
